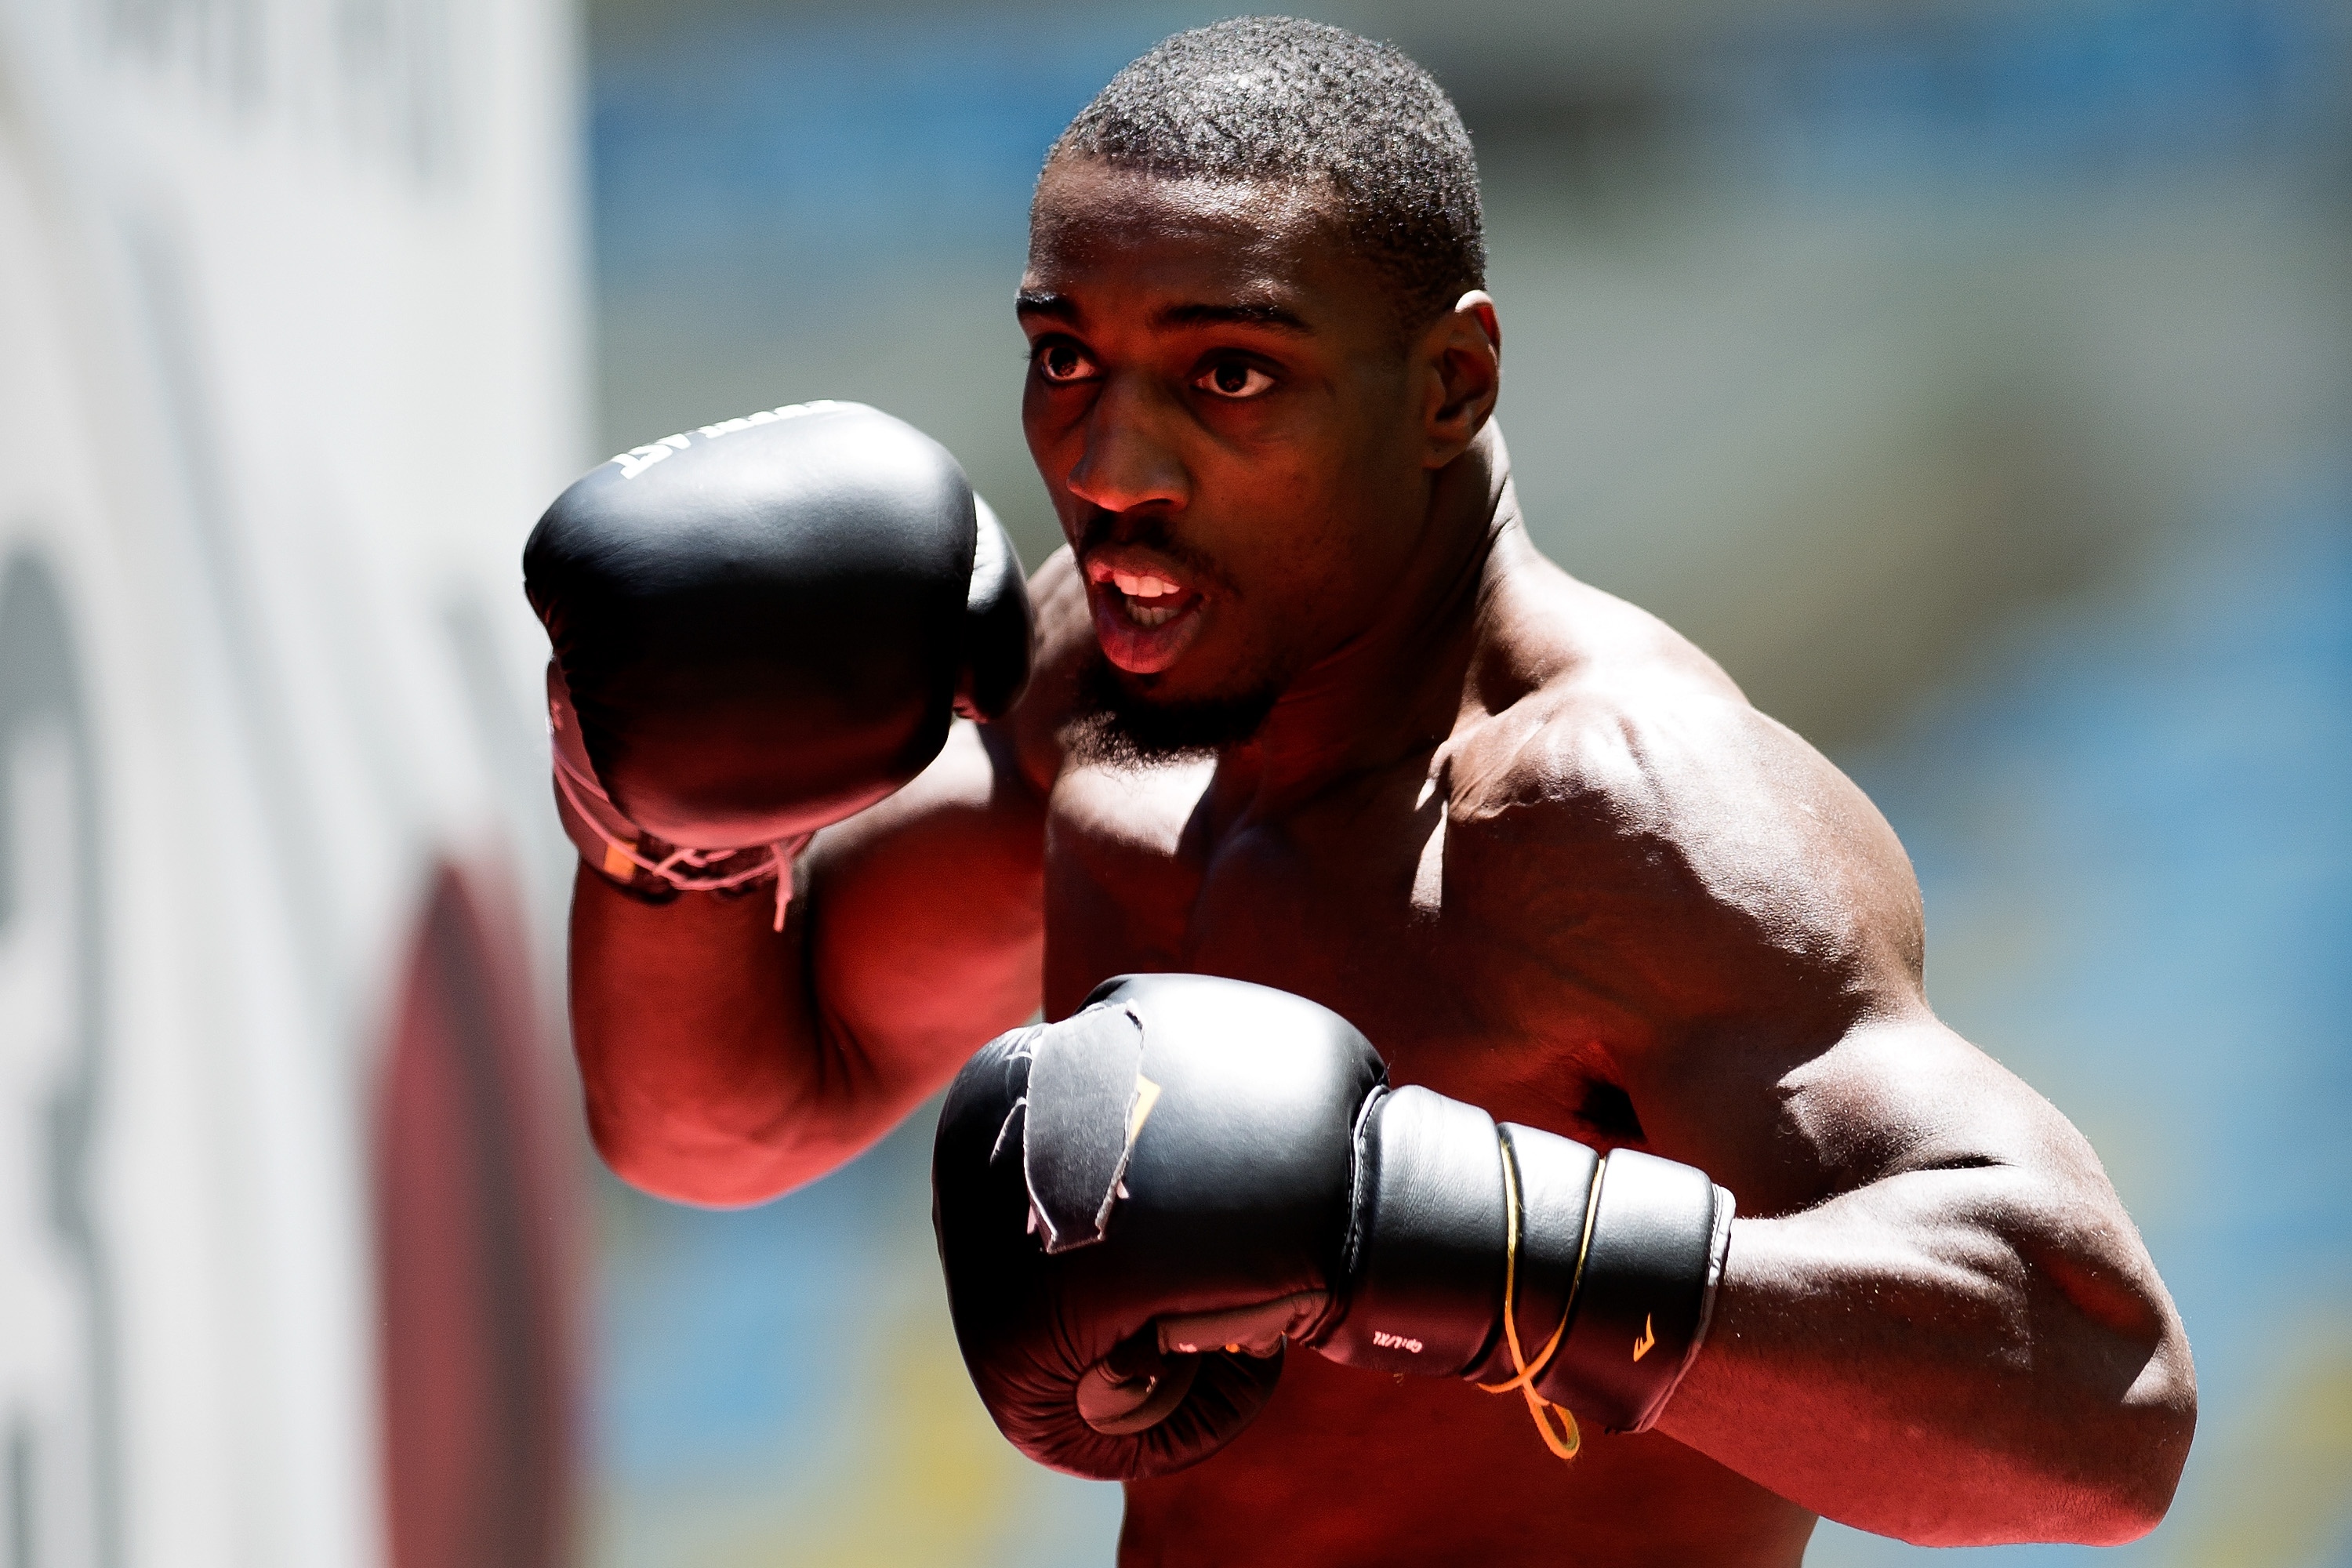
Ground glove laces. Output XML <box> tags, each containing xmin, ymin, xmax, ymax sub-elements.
<box><xmin>1475</xmin><ymin>1133</ymin><xmax>1600</xmax><ymax>1463</ymax></box>
<box><xmin>551</xmin><ymin>740</ymin><xmax>809</xmax><ymax>930</ymax></box>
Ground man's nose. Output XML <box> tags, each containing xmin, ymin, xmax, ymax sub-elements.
<box><xmin>1065</xmin><ymin>376</ymin><xmax>1189</xmax><ymax>516</ymax></box>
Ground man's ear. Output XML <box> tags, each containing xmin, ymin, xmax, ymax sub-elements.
<box><xmin>1420</xmin><ymin>290</ymin><xmax>1501</xmax><ymax>469</ymax></box>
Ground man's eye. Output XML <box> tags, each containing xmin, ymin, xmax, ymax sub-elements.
<box><xmin>1195</xmin><ymin>360</ymin><xmax>1274</xmax><ymax>399</ymax></box>
<box><xmin>1034</xmin><ymin>342</ymin><xmax>1095</xmax><ymax>383</ymax></box>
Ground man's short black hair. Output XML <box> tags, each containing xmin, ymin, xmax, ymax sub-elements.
<box><xmin>1045</xmin><ymin>16</ymin><xmax>1485</xmax><ymax>329</ymax></box>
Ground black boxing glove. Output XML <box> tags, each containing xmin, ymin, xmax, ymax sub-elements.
<box><xmin>931</xmin><ymin>973</ymin><xmax>1733</xmax><ymax>1481</ymax></box>
<box><xmin>522</xmin><ymin>401</ymin><xmax>1033</xmax><ymax>917</ymax></box>
<box><xmin>934</xmin><ymin>975</ymin><xmax>1380</xmax><ymax>1479</ymax></box>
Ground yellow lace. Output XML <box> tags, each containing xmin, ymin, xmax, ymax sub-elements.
<box><xmin>1475</xmin><ymin>1134</ymin><xmax>1586</xmax><ymax>1462</ymax></box>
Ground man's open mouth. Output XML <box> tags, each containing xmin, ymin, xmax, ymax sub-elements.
<box><xmin>1106</xmin><ymin>568</ymin><xmax>1192</xmax><ymax>626</ymax></box>
<box><xmin>1083</xmin><ymin>549</ymin><xmax>1211</xmax><ymax>675</ymax></box>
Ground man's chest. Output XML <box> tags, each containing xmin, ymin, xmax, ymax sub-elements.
<box><xmin>1038</xmin><ymin>758</ymin><xmax>1637</xmax><ymax>1140</ymax></box>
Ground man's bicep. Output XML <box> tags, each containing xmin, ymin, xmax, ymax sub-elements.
<box><xmin>1629</xmin><ymin>1007</ymin><xmax>2098</xmax><ymax>1219</ymax></box>
<box><xmin>804</xmin><ymin>717</ymin><xmax>1047</xmax><ymax>1098</ymax></box>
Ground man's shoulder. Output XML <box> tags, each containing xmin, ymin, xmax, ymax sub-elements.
<box><xmin>1440</xmin><ymin>564</ymin><xmax>1926</xmax><ymax>1007</ymax></box>
<box><xmin>1446</xmin><ymin>560</ymin><xmax>1777</xmax><ymax>830</ymax></box>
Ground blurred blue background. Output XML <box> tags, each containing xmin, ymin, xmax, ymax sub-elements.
<box><xmin>581</xmin><ymin>1</ymin><xmax>2352</xmax><ymax>1563</ymax></box>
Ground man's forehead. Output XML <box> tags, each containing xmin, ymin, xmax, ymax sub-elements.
<box><xmin>1025</xmin><ymin>159</ymin><xmax>1359</xmax><ymax>328</ymax></box>
<box><xmin>1032</xmin><ymin>157</ymin><xmax>1334</xmax><ymax>245</ymax></box>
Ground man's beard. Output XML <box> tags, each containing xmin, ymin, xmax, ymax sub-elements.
<box><xmin>1064</xmin><ymin>649</ymin><xmax>1281</xmax><ymax>767</ymax></box>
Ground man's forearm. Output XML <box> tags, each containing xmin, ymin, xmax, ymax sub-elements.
<box><xmin>564</xmin><ymin>722</ymin><xmax>1051</xmax><ymax>1206</ymax></box>
<box><xmin>1654</xmin><ymin>1166</ymin><xmax>2194</xmax><ymax>1545</ymax></box>
<box><xmin>568</xmin><ymin>865</ymin><xmax>843</xmax><ymax>1206</ymax></box>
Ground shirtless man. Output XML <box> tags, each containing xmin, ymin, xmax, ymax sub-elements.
<box><xmin>531</xmin><ymin>19</ymin><xmax>2194</xmax><ymax>1563</ymax></box>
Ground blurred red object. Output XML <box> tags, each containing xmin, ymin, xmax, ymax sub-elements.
<box><xmin>374</xmin><ymin>866</ymin><xmax>579</xmax><ymax>1568</ymax></box>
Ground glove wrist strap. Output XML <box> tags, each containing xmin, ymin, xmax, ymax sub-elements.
<box><xmin>1319</xmin><ymin>1089</ymin><xmax>1735</xmax><ymax>1461</ymax></box>
<box><xmin>1530</xmin><ymin>1145</ymin><xmax>1734</xmax><ymax>1435</ymax></box>
<box><xmin>1477</xmin><ymin>1127</ymin><xmax>1733</xmax><ymax>1450</ymax></box>
<box><xmin>547</xmin><ymin>661</ymin><xmax>808</xmax><ymax>928</ymax></box>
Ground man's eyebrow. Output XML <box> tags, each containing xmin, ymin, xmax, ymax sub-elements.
<box><xmin>1015</xmin><ymin>290</ymin><xmax>1077</xmax><ymax>321</ymax></box>
<box><xmin>1015</xmin><ymin>291</ymin><xmax>1313</xmax><ymax>335</ymax></box>
<box><xmin>1155</xmin><ymin>301</ymin><xmax>1313</xmax><ymax>334</ymax></box>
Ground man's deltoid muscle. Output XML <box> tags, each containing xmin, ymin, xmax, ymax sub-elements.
<box><xmin>531</xmin><ymin>18</ymin><xmax>2194</xmax><ymax>1564</ymax></box>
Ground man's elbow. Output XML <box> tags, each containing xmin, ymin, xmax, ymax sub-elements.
<box><xmin>1981</xmin><ymin>1338</ymin><xmax>2198</xmax><ymax>1549</ymax></box>
<box><xmin>586</xmin><ymin>1109</ymin><xmax>806</xmax><ymax>1209</ymax></box>
<box><xmin>1898</xmin><ymin>1333</ymin><xmax>2196</xmax><ymax>1548</ymax></box>
<box><xmin>2070</xmin><ymin>1365</ymin><xmax>2197</xmax><ymax>1545</ymax></box>
<box><xmin>2024</xmin><ymin>1224</ymin><xmax>2199</xmax><ymax>1544</ymax></box>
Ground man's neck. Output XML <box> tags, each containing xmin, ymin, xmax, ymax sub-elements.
<box><xmin>1214</xmin><ymin>424</ymin><xmax>1520</xmax><ymax>820</ymax></box>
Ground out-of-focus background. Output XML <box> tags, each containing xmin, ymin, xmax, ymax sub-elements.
<box><xmin>0</xmin><ymin>1</ymin><xmax>587</xmax><ymax>1566</ymax></box>
<box><xmin>0</xmin><ymin>0</ymin><xmax>2344</xmax><ymax>1564</ymax></box>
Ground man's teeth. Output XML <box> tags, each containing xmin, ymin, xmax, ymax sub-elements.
<box><xmin>1110</xmin><ymin>570</ymin><xmax>1181</xmax><ymax>599</ymax></box>
<box><xmin>1102</xmin><ymin>568</ymin><xmax>1189</xmax><ymax>628</ymax></box>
